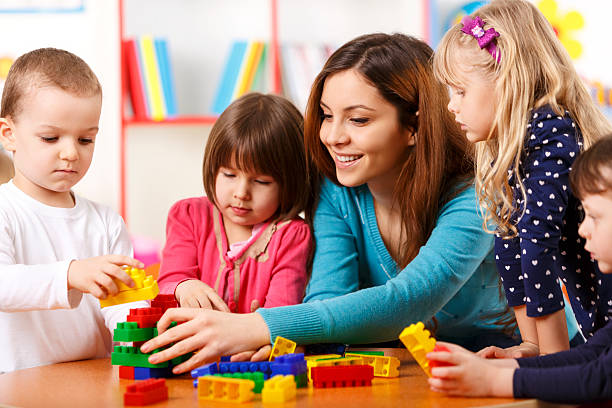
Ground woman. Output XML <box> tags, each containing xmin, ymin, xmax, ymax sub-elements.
<box><xmin>141</xmin><ymin>33</ymin><xmax>515</xmax><ymax>374</ymax></box>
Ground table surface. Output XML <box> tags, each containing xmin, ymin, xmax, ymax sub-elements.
<box><xmin>0</xmin><ymin>351</ymin><xmax>573</xmax><ymax>408</ymax></box>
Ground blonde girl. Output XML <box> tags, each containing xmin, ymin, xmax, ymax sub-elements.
<box><xmin>434</xmin><ymin>0</ymin><xmax>612</xmax><ymax>358</ymax></box>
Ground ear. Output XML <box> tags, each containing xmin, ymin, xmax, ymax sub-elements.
<box><xmin>403</xmin><ymin>128</ymin><xmax>416</xmax><ymax>147</ymax></box>
<box><xmin>0</xmin><ymin>117</ymin><xmax>16</xmax><ymax>152</ymax></box>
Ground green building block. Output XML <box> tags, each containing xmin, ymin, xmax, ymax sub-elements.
<box><xmin>113</xmin><ymin>322</ymin><xmax>155</xmax><ymax>342</ymax></box>
<box><xmin>111</xmin><ymin>346</ymin><xmax>169</xmax><ymax>368</ymax></box>
<box><xmin>294</xmin><ymin>373</ymin><xmax>308</xmax><ymax>388</ymax></box>
<box><xmin>346</xmin><ymin>350</ymin><xmax>385</xmax><ymax>356</ymax></box>
<box><xmin>214</xmin><ymin>372</ymin><xmax>265</xmax><ymax>393</ymax></box>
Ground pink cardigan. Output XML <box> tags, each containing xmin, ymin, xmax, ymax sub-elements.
<box><xmin>158</xmin><ymin>197</ymin><xmax>311</xmax><ymax>313</ymax></box>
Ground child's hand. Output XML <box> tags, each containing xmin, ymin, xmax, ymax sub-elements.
<box><xmin>229</xmin><ymin>345</ymin><xmax>272</xmax><ymax>362</ymax></box>
<box><xmin>476</xmin><ymin>341</ymin><xmax>539</xmax><ymax>359</ymax></box>
<box><xmin>67</xmin><ymin>255</ymin><xmax>144</xmax><ymax>299</ymax></box>
<box><xmin>175</xmin><ymin>280</ymin><xmax>230</xmax><ymax>312</ymax></box>
<box><xmin>427</xmin><ymin>342</ymin><xmax>515</xmax><ymax>397</ymax></box>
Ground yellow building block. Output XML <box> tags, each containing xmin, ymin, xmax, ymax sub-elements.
<box><xmin>262</xmin><ymin>375</ymin><xmax>296</xmax><ymax>403</ymax></box>
<box><xmin>399</xmin><ymin>322</ymin><xmax>436</xmax><ymax>377</ymax></box>
<box><xmin>306</xmin><ymin>356</ymin><xmax>363</xmax><ymax>381</ymax></box>
<box><xmin>99</xmin><ymin>267</ymin><xmax>159</xmax><ymax>308</ymax></box>
<box><xmin>197</xmin><ymin>376</ymin><xmax>254</xmax><ymax>403</ymax></box>
<box><xmin>303</xmin><ymin>354</ymin><xmax>342</xmax><ymax>362</ymax></box>
<box><xmin>269</xmin><ymin>336</ymin><xmax>296</xmax><ymax>361</ymax></box>
<box><xmin>345</xmin><ymin>353</ymin><xmax>400</xmax><ymax>378</ymax></box>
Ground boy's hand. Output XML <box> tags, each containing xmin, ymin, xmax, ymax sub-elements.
<box><xmin>175</xmin><ymin>280</ymin><xmax>230</xmax><ymax>312</ymax></box>
<box><xmin>67</xmin><ymin>255</ymin><xmax>144</xmax><ymax>299</ymax></box>
<box><xmin>477</xmin><ymin>341</ymin><xmax>539</xmax><ymax>359</ymax></box>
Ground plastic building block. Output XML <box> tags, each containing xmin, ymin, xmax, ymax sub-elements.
<box><xmin>214</xmin><ymin>372</ymin><xmax>265</xmax><ymax>393</ymax></box>
<box><xmin>399</xmin><ymin>322</ymin><xmax>437</xmax><ymax>377</ymax></box>
<box><xmin>304</xmin><ymin>343</ymin><xmax>347</xmax><ymax>356</ymax></box>
<box><xmin>295</xmin><ymin>373</ymin><xmax>308</xmax><ymax>388</ymax></box>
<box><xmin>306</xmin><ymin>356</ymin><xmax>364</xmax><ymax>381</ymax></box>
<box><xmin>270</xmin><ymin>353</ymin><xmax>307</xmax><ymax>377</ymax></box>
<box><xmin>119</xmin><ymin>365</ymin><xmax>135</xmax><ymax>379</ymax></box>
<box><xmin>150</xmin><ymin>294</ymin><xmax>177</xmax><ymax>312</ymax></box>
<box><xmin>218</xmin><ymin>361</ymin><xmax>272</xmax><ymax>378</ymax></box>
<box><xmin>113</xmin><ymin>322</ymin><xmax>155</xmax><ymax>342</ymax></box>
<box><xmin>428</xmin><ymin>344</ymin><xmax>454</xmax><ymax>372</ymax></box>
<box><xmin>269</xmin><ymin>336</ymin><xmax>296</xmax><ymax>361</ymax></box>
<box><xmin>191</xmin><ymin>363</ymin><xmax>219</xmax><ymax>387</ymax></box>
<box><xmin>311</xmin><ymin>365</ymin><xmax>374</xmax><ymax>388</ymax></box>
<box><xmin>197</xmin><ymin>376</ymin><xmax>254</xmax><ymax>403</ymax></box>
<box><xmin>123</xmin><ymin>378</ymin><xmax>168</xmax><ymax>406</ymax></box>
<box><xmin>262</xmin><ymin>375</ymin><xmax>296</xmax><ymax>403</ymax></box>
<box><xmin>100</xmin><ymin>267</ymin><xmax>159</xmax><ymax>308</ymax></box>
<box><xmin>345</xmin><ymin>350</ymin><xmax>385</xmax><ymax>356</ymax></box>
<box><xmin>134</xmin><ymin>366</ymin><xmax>173</xmax><ymax>380</ymax></box>
<box><xmin>303</xmin><ymin>354</ymin><xmax>342</xmax><ymax>361</ymax></box>
<box><xmin>220</xmin><ymin>355</ymin><xmax>232</xmax><ymax>362</ymax></box>
<box><xmin>126</xmin><ymin>307</ymin><xmax>163</xmax><ymax>328</ymax></box>
<box><xmin>345</xmin><ymin>353</ymin><xmax>400</xmax><ymax>378</ymax></box>
<box><xmin>111</xmin><ymin>346</ymin><xmax>168</xmax><ymax>368</ymax></box>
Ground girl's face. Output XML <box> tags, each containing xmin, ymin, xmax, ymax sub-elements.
<box><xmin>446</xmin><ymin>61</ymin><xmax>497</xmax><ymax>143</ymax></box>
<box><xmin>214</xmin><ymin>164</ymin><xmax>280</xmax><ymax>229</ymax></box>
<box><xmin>319</xmin><ymin>69</ymin><xmax>415</xmax><ymax>191</ymax></box>
<box><xmin>578</xmin><ymin>189</ymin><xmax>612</xmax><ymax>274</ymax></box>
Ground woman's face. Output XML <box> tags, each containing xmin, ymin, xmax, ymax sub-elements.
<box><xmin>319</xmin><ymin>69</ymin><xmax>415</xmax><ymax>190</ymax></box>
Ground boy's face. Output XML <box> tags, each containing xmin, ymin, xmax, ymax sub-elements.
<box><xmin>0</xmin><ymin>86</ymin><xmax>101</xmax><ymax>207</ymax></box>
<box><xmin>579</xmin><ymin>190</ymin><xmax>612</xmax><ymax>273</ymax></box>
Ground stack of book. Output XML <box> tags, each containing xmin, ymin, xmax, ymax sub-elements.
<box><xmin>212</xmin><ymin>40</ymin><xmax>268</xmax><ymax>115</ymax></box>
<box><xmin>124</xmin><ymin>36</ymin><xmax>177</xmax><ymax>121</ymax></box>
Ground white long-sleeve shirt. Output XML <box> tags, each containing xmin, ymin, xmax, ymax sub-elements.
<box><xmin>0</xmin><ymin>181</ymin><xmax>146</xmax><ymax>372</ymax></box>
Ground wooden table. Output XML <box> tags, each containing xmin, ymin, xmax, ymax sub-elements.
<box><xmin>0</xmin><ymin>352</ymin><xmax>574</xmax><ymax>408</ymax></box>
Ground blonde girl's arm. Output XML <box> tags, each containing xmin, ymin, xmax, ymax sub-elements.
<box><xmin>534</xmin><ymin>308</ymin><xmax>569</xmax><ymax>354</ymax></box>
<box><xmin>478</xmin><ymin>305</ymin><xmax>540</xmax><ymax>358</ymax></box>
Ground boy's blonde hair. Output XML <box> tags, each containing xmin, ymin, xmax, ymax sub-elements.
<box><xmin>1</xmin><ymin>48</ymin><xmax>101</xmax><ymax>121</ymax></box>
<box><xmin>434</xmin><ymin>0</ymin><xmax>612</xmax><ymax>237</ymax></box>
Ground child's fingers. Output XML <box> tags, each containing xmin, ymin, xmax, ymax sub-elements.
<box><xmin>230</xmin><ymin>351</ymin><xmax>255</xmax><ymax>362</ymax></box>
<box><xmin>104</xmin><ymin>264</ymin><xmax>134</xmax><ymax>288</ymax></box>
<box><xmin>95</xmin><ymin>271</ymin><xmax>120</xmax><ymax>296</ymax></box>
<box><xmin>435</xmin><ymin>341</ymin><xmax>467</xmax><ymax>354</ymax></box>
<box><xmin>105</xmin><ymin>254</ymin><xmax>145</xmax><ymax>269</ymax></box>
<box><xmin>180</xmin><ymin>297</ymin><xmax>201</xmax><ymax>308</ymax></box>
<box><xmin>251</xmin><ymin>345</ymin><xmax>271</xmax><ymax>361</ymax></box>
<box><xmin>428</xmin><ymin>376</ymin><xmax>458</xmax><ymax>392</ymax></box>
<box><xmin>207</xmin><ymin>292</ymin><xmax>230</xmax><ymax>312</ymax></box>
<box><xmin>87</xmin><ymin>282</ymin><xmax>107</xmax><ymax>299</ymax></box>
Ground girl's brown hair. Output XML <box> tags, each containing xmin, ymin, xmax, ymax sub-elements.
<box><xmin>203</xmin><ymin>92</ymin><xmax>316</xmax><ymax>223</ymax></box>
<box><xmin>570</xmin><ymin>134</ymin><xmax>612</xmax><ymax>200</ymax></box>
<box><xmin>304</xmin><ymin>33</ymin><xmax>473</xmax><ymax>267</ymax></box>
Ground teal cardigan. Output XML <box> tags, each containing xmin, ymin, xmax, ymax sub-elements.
<box><xmin>257</xmin><ymin>178</ymin><xmax>512</xmax><ymax>344</ymax></box>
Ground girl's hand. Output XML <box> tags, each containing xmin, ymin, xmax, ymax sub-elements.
<box><xmin>140</xmin><ymin>308</ymin><xmax>271</xmax><ymax>374</ymax></box>
<box><xmin>67</xmin><ymin>255</ymin><xmax>143</xmax><ymax>299</ymax></box>
<box><xmin>229</xmin><ymin>345</ymin><xmax>273</xmax><ymax>362</ymax></box>
<box><xmin>175</xmin><ymin>280</ymin><xmax>230</xmax><ymax>312</ymax></box>
<box><xmin>427</xmin><ymin>342</ymin><xmax>515</xmax><ymax>397</ymax></box>
<box><xmin>476</xmin><ymin>341</ymin><xmax>539</xmax><ymax>359</ymax></box>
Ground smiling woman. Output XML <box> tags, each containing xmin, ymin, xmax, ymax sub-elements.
<box><xmin>141</xmin><ymin>34</ymin><xmax>517</xmax><ymax>374</ymax></box>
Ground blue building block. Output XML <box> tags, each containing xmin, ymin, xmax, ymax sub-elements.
<box><xmin>218</xmin><ymin>361</ymin><xmax>273</xmax><ymax>379</ymax></box>
<box><xmin>271</xmin><ymin>353</ymin><xmax>307</xmax><ymax>377</ymax></box>
<box><xmin>220</xmin><ymin>355</ymin><xmax>231</xmax><ymax>362</ymax></box>
<box><xmin>134</xmin><ymin>366</ymin><xmax>173</xmax><ymax>379</ymax></box>
<box><xmin>305</xmin><ymin>343</ymin><xmax>347</xmax><ymax>356</ymax></box>
<box><xmin>191</xmin><ymin>363</ymin><xmax>219</xmax><ymax>378</ymax></box>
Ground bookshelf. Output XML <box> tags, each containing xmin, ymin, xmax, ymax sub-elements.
<box><xmin>119</xmin><ymin>0</ymin><xmax>429</xmax><ymax>243</ymax></box>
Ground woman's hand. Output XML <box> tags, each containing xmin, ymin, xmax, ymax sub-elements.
<box><xmin>476</xmin><ymin>341</ymin><xmax>539</xmax><ymax>359</ymax></box>
<box><xmin>427</xmin><ymin>342</ymin><xmax>517</xmax><ymax>397</ymax></box>
<box><xmin>140</xmin><ymin>308</ymin><xmax>271</xmax><ymax>374</ymax></box>
<box><xmin>174</xmin><ymin>280</ymin><xmax>230</xmax><ymax>311</ymax></box>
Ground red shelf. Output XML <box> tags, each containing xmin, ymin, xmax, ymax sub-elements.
<box><xmin>123</xmin><ymin>115</ymin><xmax>217</xmax><ymax>126</ymax></box>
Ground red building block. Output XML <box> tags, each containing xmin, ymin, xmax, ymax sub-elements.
<box><xmin>124</xmin><ymin>378</ymin><xmax>168</xmax><ymax>406</ymax></box>
<box><xmin>150</xmin><ymin>294</ymin><xmax>177</xmax><ymax>313</ymax></box>
<box><xmin>311</xmin><ymin>364</ymin><xmax>374</xmax><ymax>388</ymax></box>
<box><xmin>428</xmin><ymin>344</ymin><xmax>455</xmax><ymax>373</ymax></box>
<box><xmin>126</xmin><ymin>307</ymin><xmax>163</xmax><ymax>328</ymax></box>
<box><xmin>119</xmin><ymin>365</ymin><xmax>135</xmax><ymax>380</ymax></box>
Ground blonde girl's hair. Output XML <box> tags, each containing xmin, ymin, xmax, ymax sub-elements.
<box><xmin>433</xmin><ymin>0</ymin><xmax>612</xmax><ymax>237</ymax></box>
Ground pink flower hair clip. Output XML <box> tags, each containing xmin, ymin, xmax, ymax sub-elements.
<box><xmin>461</xmin><ymin>15</ymin><xmax>501</xmax><ymax>63</ymax></box>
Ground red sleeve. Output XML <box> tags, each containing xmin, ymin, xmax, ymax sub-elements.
<box><xmin>158</xmin><ymin>198</ymin><xmax>211</xmax><ymax>295</ymax></box>
<box><xmin>262</xmin><ymin>220</ymin><xmax>312</xmax><ymax>308</ymax></box>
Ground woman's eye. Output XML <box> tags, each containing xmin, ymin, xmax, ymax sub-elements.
<box><xmin>321</xmin><ymin>113</ymin><xmax>332</xmax><ymax>121</ymax></box>
<box><xmin>79</xmin><ymin>138</ymin><xmax>94</xmax><ymax>144</ymax></box>
<box><xmin>351</xmin><ymin>117</ymin><xmax>369</xmax><ymax>124</ymax></box>
<box><xmin>223</xmin><ymin>172</ymin><xmax>235</xmax><ymax>178</ymax></box>
<box><xmin>254</xmin><ymin>180</ymin><xmax>271</xmax><ymax>185</ymax></box>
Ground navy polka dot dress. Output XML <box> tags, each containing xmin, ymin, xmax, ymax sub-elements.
<box><xmin>495</xmin><ymin>105</ymin><xmax>612</xmax><ymax>338</ymax></box>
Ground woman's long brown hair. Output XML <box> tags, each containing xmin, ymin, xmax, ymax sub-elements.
<box><xmin>304</xmin><ymin>33</ymin><xmax>473</xmax><ymax>267</ymax></box>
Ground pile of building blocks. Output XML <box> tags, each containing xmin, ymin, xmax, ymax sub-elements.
<box><xmin>398</xmin><ymin>321</ymin><xmax>437</xmax><ymax>377</ymax></box>
<box><xmin>99</xmin><ymin>267</ymin><xmax>159</xmax><ymax>308</ymax></box>
<box><xmin>345</xmin><ymin>353</ymin><xmax>400</xmax><ymax>377</ymax></box>
<box><xmin>262</xmin><ymin>375</ymin><xmax>296</xmax><ymax>403</ymax></box>
<box><xmin>123</xmin><ymin>378</ymin><xmax>168</xmax><ymax>406</ymax></box>
<box><xmin>113</xmin><ymin>294</ymin><xmax>192</xmax><ymax>380</ymax></box>
<box><xmin>197</xmin><ymin>375</ymin><xmax>255</xmax><ymax>403</ymax></box>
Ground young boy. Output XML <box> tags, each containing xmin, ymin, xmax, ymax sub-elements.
<box><xmin>0</xmin><ymin>48</ymin><xmax>146</xmax><ymax>373</ymax></box>
<box><xmin>426</xmin><ymin>134</ymin><xmax>612</xmax><ymax>404</ymax></box>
